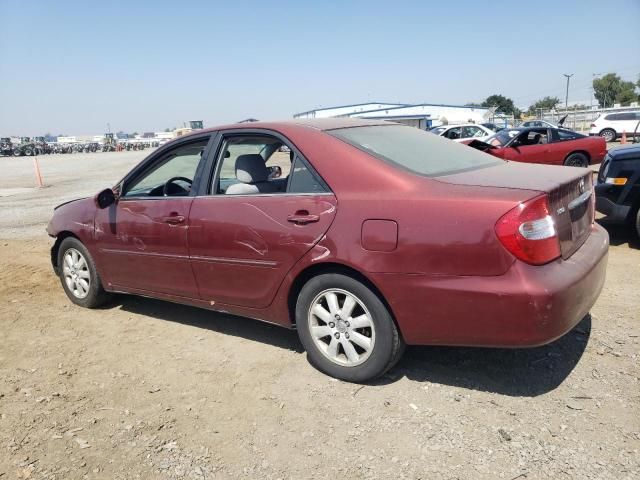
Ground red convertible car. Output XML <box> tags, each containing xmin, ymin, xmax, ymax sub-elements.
<box><xmin>47</xmin><ymin>119</ymin><xmax>609</xmax><ymax>382</ymax></box>
<box><xmin>467</xmin><ymin>127</ymin><xmax>607</xmax><ymax>167</ymax></box>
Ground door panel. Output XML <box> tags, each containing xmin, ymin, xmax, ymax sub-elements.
<box><xmin>95</xmin><ymin>198</ymin><xmax>198</xmax><ymax>297</ymax></box>
<box><xmin>499</xmin><ymin>144</ymin><xmax>551</xmax><ymax>164</ymax></box>
<box><xmin>188</xmin><ymin>194</ymin><xmax>337</xmax><ymax>308</ymax></box>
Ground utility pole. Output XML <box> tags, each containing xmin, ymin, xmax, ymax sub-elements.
<box><xmin>591</xmin><ymin>73</ymin><xmax>601</xmax><ymax>109</ymax></box>
<box><xmin>563</xmin><ymin>74</ymin><xmax>574</xmax><ymax>111</ymax></box>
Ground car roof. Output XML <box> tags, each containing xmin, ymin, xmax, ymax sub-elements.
<box><xmin>440</xmin><ymin>123</ymin><xmax>486</xmax><ymax>128</ymax></box>
<box><xmin>193</xmin><ymin>118</ymin><xmax>393</xmax><ymax>136</ymax></box>
<box><xmin>158</xmin><ymin>118</ymin><xmax>396</xmax><ymax>149</ymax></box>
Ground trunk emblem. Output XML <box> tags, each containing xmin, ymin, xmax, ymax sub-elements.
<box><xmin>557</xmin><ymin>206</ymin><xmax>566</xmax><ymax>215</ymax></box>
<box><xmin>578</xmin><ymin>178</ymin><xmax>585</xmax><ymax>194</ymax></box>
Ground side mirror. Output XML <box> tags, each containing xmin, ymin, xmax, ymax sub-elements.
<box><xmin>268</xmin><ymin>165</ymin><xmax>282</xmax><ymax>179</ymax></box>
<box><xmin>95</xmin><ymin>188</ymin><xmax>116</xmax><ymax>209</ymax></box>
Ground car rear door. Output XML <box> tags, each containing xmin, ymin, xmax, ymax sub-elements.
<box><xmin>187</xmin><ymin>132</ymin><xmax>337</xmax><ymax>309</ymax></box>
<box><xmin>94</xmin><ymin>135</ymin><xmax>213</xmax><ymax>298</ymax></box>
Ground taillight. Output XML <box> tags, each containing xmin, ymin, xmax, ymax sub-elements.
<box><xmin>495</xmin><ymin>195</ymin><xmax>561</xmax><ymax>265</ymax></box>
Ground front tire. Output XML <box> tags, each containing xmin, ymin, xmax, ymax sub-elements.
<box><xmin>296</xmin><ymin>273</ymin><xmax>404</xmax><ymax>382</ymax></box>
<box><xmin>57</xmin><ymin>237</ymin><xmax>110</xmax><ymax>308</ymax></box>
<box><xmin>600</xmin><ymin>128</ymin><xmax>616</xmax><ymax>142</ymax></box>
<box><xmin>564</xmin><ymin>152</ymin><xmax>589</xmax><ymax>168</ymax></box>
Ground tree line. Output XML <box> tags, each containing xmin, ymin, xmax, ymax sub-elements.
<box><xmin>467</xmin><ymin>72</ymin><xmax>639</xmax><ymax>119</ymax></box>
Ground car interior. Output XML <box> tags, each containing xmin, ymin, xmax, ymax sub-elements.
<box><xmin>122</xmin><ymin>140</ymin><xmax>209</xmax><ymax>198</ymax></box>
<box><xmin>215</xmin><ymin>136</ymin><xmax>292</xmax><ymax>195</ymax></box>
<box><xmin>514</xmin><ymin>129</ymin><xmax>549</xmax><ymax>146</ymax></box>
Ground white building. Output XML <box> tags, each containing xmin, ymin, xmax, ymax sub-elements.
<box><xmin>294</xmin><ymin>102</ymin><xmax>406</xmax><ymax>119</ymax></box>
<box><xmin>294</xmin><ymin>102</ymin><xmax>493</xmax><ymax>129</ymax></box>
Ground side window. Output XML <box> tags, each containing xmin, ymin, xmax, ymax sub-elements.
<box><xmin>446</xmin><ymin>127</ymin><xmax>462</xmax><ymax>140</ymax></box>
<box><xmin>122</xmin><ymin>139</ymin><xmax>208</xmax><ymax>198</ymax></box>
<box><xmin>288</xmin><ymin>156</ymin><xmax>328</xmax><ymax>194</ymax></box>
<box><xmin>462</xmin><ymin>126</ymin><xmax>484</xmax><ymax>138</ymax></box>
<box><xmin>214</xmin><ymin>136</ymin><xmax>292</xmax><ymax>195</ymax></box>
<box><xmin>515</xmin><ymin>130</ymin><xmax>548</xmax><ymax>146</ymax></box>
<box><xmin>555</xmin><ymin>129</ymin><xmax>578</xmax><ymax>141</ymax></box>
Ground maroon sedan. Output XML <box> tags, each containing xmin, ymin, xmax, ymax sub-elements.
<box><xmin>47</xmin><ymin>119</ymin><xmax>609</xmax><ymax>382</ymax></box>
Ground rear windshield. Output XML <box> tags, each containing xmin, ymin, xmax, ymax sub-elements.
<box><xmin>328</xmin><ymin>125</ymin><xmax>502</xmax><ymax>177</ymax></box>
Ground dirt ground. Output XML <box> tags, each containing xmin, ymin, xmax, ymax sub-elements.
<box><xmin>1</xmin><ymin>150</ymin><xmax>639</xmax><ymax>479</ymax></box>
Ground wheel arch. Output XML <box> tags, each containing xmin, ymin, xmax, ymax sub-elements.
<box><xmin>599</xmin><ymin>127</ymin><xmax>617</xmax><ymax>138</ymax></box>
<box><xmin>286</xmin><ymin>262</ymin><xmax>399</xmax><ymax>332</ymax></box>
<box><xmin>50</xmin><ymin>231</ymin><xmax>80</xmax><ymax>273</ymax></box>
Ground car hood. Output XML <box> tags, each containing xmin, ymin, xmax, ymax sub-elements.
<box><xmin>54</xmin><ymin>197</ymin><xmax>88</xmax><ymax>210</ymax></box>
<box><xmin>435</xmin><ymin>160</ymin><xmax>588</xmax><ymax>193</ymax></box>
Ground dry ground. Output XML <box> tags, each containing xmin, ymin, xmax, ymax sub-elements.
<box><xmin>0</xmin><ymin>150</ymin><xmax>639</xmax><ymax>479</ymax></box>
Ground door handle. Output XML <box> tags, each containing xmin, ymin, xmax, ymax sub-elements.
<box><xmin>163</xmin><ymin>215</ymin><xmax>185</xmax><ymax>225</ymax></box>
<box><xmin>287</xmin><ymin>210</ymin><xmax>320</xmax><ymax>225</ymax></box>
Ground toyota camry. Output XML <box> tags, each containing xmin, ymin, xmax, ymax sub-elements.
<box><xmin>47</xmin><ymin>119</ymin><xmax>609</xmax><ymax>382</ymax></box>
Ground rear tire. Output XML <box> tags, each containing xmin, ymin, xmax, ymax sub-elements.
<box><xmin>57</xmin><ymin>237</ymin><xmax>111</xmax><ymax>308</ymax></box>
<box><xmin>564</xmin><ymin>152</ymin><xmax>589</xmax><ymax>168</ymax></box>
<box><xmin>296</xmin><ymin>273</ymin><xmax>404</xmax><ymax>382</ymax></box>
<box><xmin>600</xmin><ymin>128</ymin><xmax>616</xmax><ymax>143</ymax></box>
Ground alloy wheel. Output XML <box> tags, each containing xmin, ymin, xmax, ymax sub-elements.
<box><xmin>307</xmin><ymin>288</ymin><xmax>375</xmax><ymax>367</ymax></box>
<box><xmin>62</xmin><ymin>248</ymin><xmax>91</xmax><ymax>299</ymax></box>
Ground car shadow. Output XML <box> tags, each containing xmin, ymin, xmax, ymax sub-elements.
<box><xmin>377</xmin><ymin>315</ymin><xmax>592</xmax><ymax>397</ymax></box>
<box><xmin>108</xmin><ymin>294</ymin><xmax>591</xmax><ymax>397</ymax></box>
<box><xmin>111</xmin><ymin>295</ymin><xmax>304</xmax><ymax>353</ymax></box>
<box><xmin>597</xmin><ymin>218</ymin><xmax>639</xmax><ymax>248</ymax></box>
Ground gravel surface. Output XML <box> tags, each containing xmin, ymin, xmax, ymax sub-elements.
<box><xmin>0</xmin><ymin>150</ymin><xmax>638</xmax><ymax>479</ymax></box>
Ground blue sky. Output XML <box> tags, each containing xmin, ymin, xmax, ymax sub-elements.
<box><xmin>0</xmin><ymin>0</ymin><xmax>639</xmax><ymax>135</ymax></box>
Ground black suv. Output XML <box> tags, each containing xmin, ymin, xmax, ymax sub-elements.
<box><xmin>595</xmin><ymin>143</ymin><xmax>640</xmax><ymax>238</ymax></box>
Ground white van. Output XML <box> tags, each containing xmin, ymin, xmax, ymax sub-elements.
<box><xmin>589</xmin><ymin>111</ymin><xmax>640</xmax><ymax>142</ymax></box>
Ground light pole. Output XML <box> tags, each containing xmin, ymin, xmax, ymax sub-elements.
<box><xmin>563</xmin><ymin>74</ymin><xmax>574</xmax><ymax>111</ymax></box>
<box><xmin>107</xmin><ymin>122</ymin><xmax>111</xmax><ymax>134</ymax></box>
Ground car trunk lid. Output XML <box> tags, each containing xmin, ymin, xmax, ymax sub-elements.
<box><xmin>437</xmin><ymin>161</ymin><xmax>594</xmax><ymax>259</ymax></box>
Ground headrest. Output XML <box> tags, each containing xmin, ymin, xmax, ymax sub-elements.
<box><xmin>235</xmin><ymin>154</ymin><xmax>268</xmax><ymax>184</ymax></box>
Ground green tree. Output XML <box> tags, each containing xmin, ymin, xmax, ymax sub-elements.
<box><xmin>593</xmin><ymin>73</ymin><xmax>638</xmax><ymax>107</ymax></box>
<box><xmin>527</xmin><ymin>96</ymin><xmax>560</xmax><ymax>115</ymax></box>
<box><xmin>481</xmin><ymin>94</ymin><xmax>520</xmax><ymax>118</ymax></box>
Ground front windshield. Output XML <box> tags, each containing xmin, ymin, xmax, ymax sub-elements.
<box><xmin>485</xmin><ymin>129</ymin><xmax>521</xmax><ymax>147</ymax></box>
<box><xmin>329</xmin><ymin>125</ymin><xmax>502</xmax><ymax>177</ymax></box>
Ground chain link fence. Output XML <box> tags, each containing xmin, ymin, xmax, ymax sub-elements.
<box><xmin>537</xmin><ymin>105</ymin><xmax>640</xmax><ymax>132</ymax></box>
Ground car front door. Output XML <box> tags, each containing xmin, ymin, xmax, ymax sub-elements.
<box><xmin>187</xmin><ymin>132</ymin><xmax>337</xmax><ymax>309</ymax></box>
<box><xmin>499</xmin><ymin>129</ymin><xmax>552</xmax><ymax>164</ymax></box>
<box><xmin>94</xmin><ymin>136</ymin><xmax>212</xmax><ymax>297</ymax></box>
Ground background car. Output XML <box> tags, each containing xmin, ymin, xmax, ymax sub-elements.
<box><xmin>519</xmin><ymin>115</ymin><xmax>568</xmax><ymax>130</ymax></box>
<box><xmin>47</xmin><ymin>119</ymin><xmax>608</xmax><ymax>382</ymax></box>
<box><xmin>429</xmin><ymin>123</ymin><xmax>494</xmax><ymax>142</ymax></box>
<box><xmin>468</xmin><ymin>127</ymin><xmax>607</xmax><ymax>167</ymax></box>
<box><xmin>590</xmin><ymin>111</ymin><xmax>640</xmax><ymax>142</ymax></box>
<box><xmin>596</xmin><ymin>143</ymin><xmax>640</xmax><ymax>238</ymax></box>
<box><xmin>481</xmin><ymin>122</ymin><xmax>505</xmax><ymax>132</ymax></box>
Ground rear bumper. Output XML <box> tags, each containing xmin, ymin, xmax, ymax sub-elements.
<box><xmin>372</xmin><ymin>224</ymin><xmax>609</xmax><ymax>347</ymax></box>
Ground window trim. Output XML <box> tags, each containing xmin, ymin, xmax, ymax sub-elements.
<box><xmin>199</xmin><ymin>128</ymin><xmax>333</xmax><ymax>197</ymax></box>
